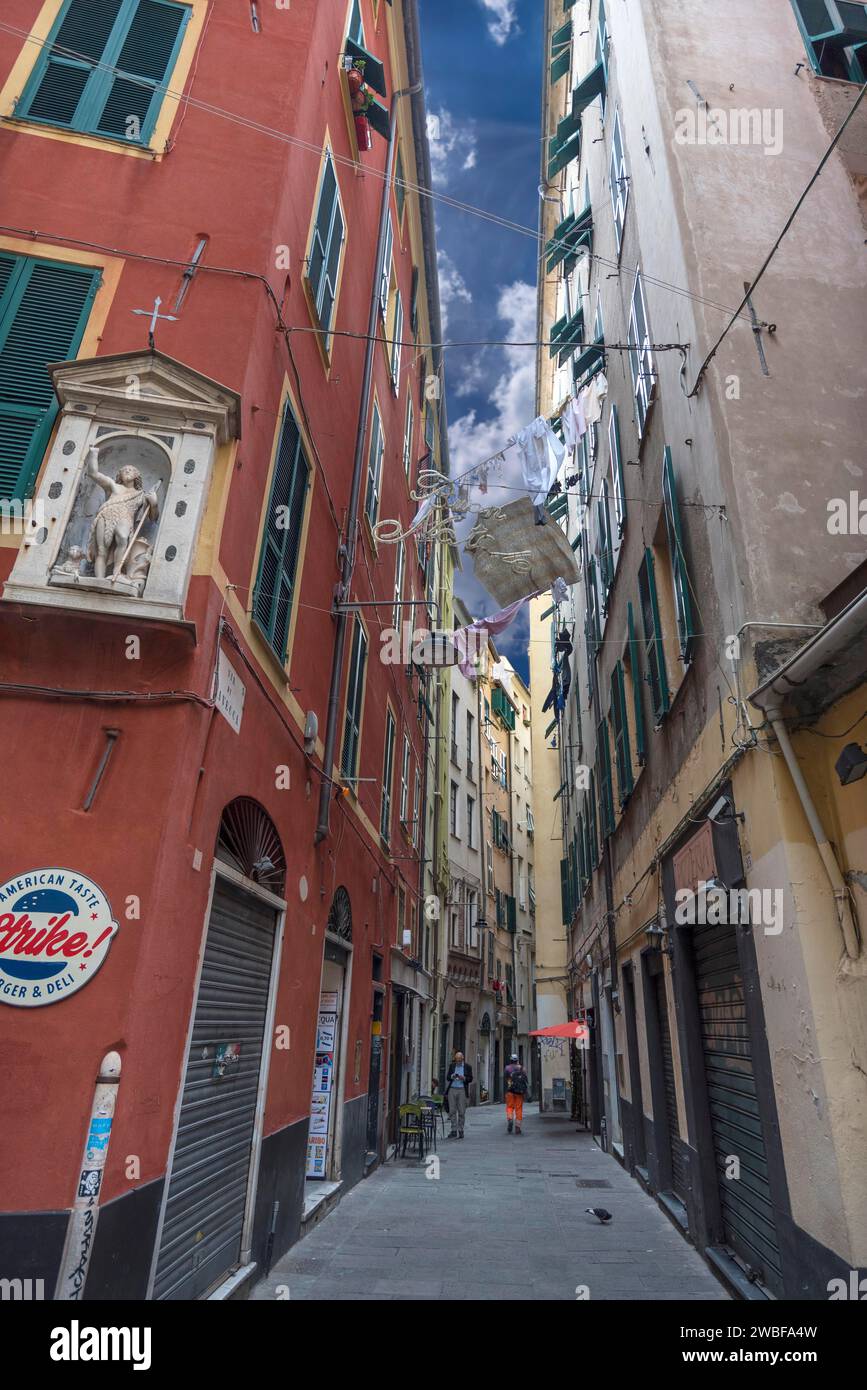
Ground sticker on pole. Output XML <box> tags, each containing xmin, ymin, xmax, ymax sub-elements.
<box><xmin>0</xmin><ymin>869</ymin><xmax>119</xmax><ymax>1007</ymax></box>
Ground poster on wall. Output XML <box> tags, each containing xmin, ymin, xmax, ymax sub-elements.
<box><xmin>306</xmin><ymin>992</ymin><xmax>339</xmax><ymax>1178</ymax></box>
<box><xmin>0</xmin><ymin>869</ymin><xmax>119</xmax><ymax>1008</ymax></box>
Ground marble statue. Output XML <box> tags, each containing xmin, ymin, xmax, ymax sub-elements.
<box><xmin>86</xmin><ymin>451</ymin><xmax>159</xmax><ymax>580</ymax></box>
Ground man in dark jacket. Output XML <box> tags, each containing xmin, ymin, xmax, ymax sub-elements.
<box><xmin>444</xmin><ymin>1051</ymin><xmax>473</xmax><ymax>1138</ymax></box>
<box><xmin>504</xmin><ymin>1054</ymin><xmax>528</xmax><ymax>1134</ymax></box>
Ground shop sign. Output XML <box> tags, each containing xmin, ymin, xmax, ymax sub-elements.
<box><xmin>0</xmin><ymin>869</ymin><xmax>118</xmax><ymax>1008</ymax></box>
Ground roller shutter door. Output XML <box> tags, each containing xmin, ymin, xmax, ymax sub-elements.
<box><xmin>154</xmin><ymin>880</ymin><xmax>277</xmax><ymax>1300</ymax></box>
<box><xmin>654</xmin><ymin>971</ymin><xmax>688</xmax><ymax>1202</ymax></box>
<box><xmin>694</xmin><ymin>920</ymin><xmax>782</xmax><ymax>1291</ymax></box>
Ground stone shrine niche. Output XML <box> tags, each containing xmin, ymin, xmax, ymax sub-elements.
<box><xmin>3</xmin><ymin>350</ymin><xmax>241</xmax><ymax>625</ymax></box>
<box><xmin>50</xmin><ymin>434</ymin><xmax>172</xmax><ymax>599</ymax></box>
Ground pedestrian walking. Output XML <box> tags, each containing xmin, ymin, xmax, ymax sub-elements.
<box><xmin>504</xmin><ymin>1053</ymin><xmax>529</xmax><ymax>1134</ymax></box>
<box><xmin>444</xmin><ymin>1051</ymin><xmax>473</xmax><ymax>1138</ymax></box>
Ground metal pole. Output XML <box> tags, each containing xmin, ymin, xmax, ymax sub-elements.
<box><xmin>55</xmin><ymin>1050</ymin><xmax>122</xmax><ymax>1300</ymax></box>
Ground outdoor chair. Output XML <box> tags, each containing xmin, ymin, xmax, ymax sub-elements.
<box><xmin>398</xmin><ymin>1102</ymin><xmax>426</xmax><ymax>1160</ymax></box>
<box><xmin>416</xmin><ymin>1093</ymin><xmax>446</xmax><ymax>1139</ymax></box>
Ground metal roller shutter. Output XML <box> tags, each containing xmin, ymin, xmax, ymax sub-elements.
<box><xmin>694</xmin><ymin>921</ymin><xmax>782</xmax><ymax>1291</ymax></box>
<box><xmin>654</xmin><ymin>971</ymin><xmax>688</xmax><ymax>1201</ymax></box>
<box><xmin>154</xmin><ymin>880</ymin><xmax>277</xmax><ymax>1300</ymax></box>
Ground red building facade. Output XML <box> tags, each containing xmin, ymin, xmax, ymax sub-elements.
<box><xmin>0</xmin><ymin>0</ymin><xmax>446</xmax><ymax>1298</ymax></box>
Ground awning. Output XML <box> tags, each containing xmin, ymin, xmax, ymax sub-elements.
<box><xmin>529</xmin><ymin>1020</ymin><xmax>589</xmax><ymax>1040</ymax></box>
<box><xmin>571</xmin><ymin>59</ymin><xmax>606</xmax><ymax>119</ymax></box>
<box><xmin>344</xmin><ymin>38</ymin><xmax>387</xmax><ymax>97</ymax></box>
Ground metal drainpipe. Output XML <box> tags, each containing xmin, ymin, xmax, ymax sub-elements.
<box><xmin>314</xmin><ymin>81</ymin><xmax>421</xmax><ymax>844</ymax></box>
<box><xmin>763</xmin><ymin>702</ymin><xmax>860</xmax><ymax>960</ymax></box>
<box><xmin>429</xmin><ymin>506</ymin><xmax>446</xmax><ymax>1085</ymax></box>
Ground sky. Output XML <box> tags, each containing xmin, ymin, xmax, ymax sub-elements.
<box><xmin>419</xmin><ymin>0</ymin><xmax>544</xmax><ymax>686</ymax></box>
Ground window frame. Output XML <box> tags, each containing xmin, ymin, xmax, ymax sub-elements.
<box><xmin>252</xmin><ymin>398</ymin><xmax>312</xmax><ymax>663</ymax></box>
<box><xmin>15</xmin><ymin>0</ymin><xmax>192</xmax><ymax>147</ymax></box>
<box><xmin>306</xmin><ymin>151</ymin><xmax>346</xmax><ymax>353</ymax></box>
<box><xmin>380</xmin><ymin>708</ymin><xmax>396</xmax><ymax>844</ymax></box>
<box><xmin>628</xmin><ymin>269</ymin><xmax>655</xmax><ymax>438</ymax></box>
<box><xmin>609</xmin><ymin>109</ymin><xmax>629</xmax><ymax>255</ymax></box>
<box><xmin>364</xmin><ymin>399</ymin><xmax>384</xmax><ymax>526</ymax></box>
<box><xmin>340</xmin><ymin>616</ymin><xmax>369</xmax><ymax>781</ymax></box>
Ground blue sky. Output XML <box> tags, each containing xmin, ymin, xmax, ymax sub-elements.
<box><xmin>419</xmin><ymin>0</ymin><xmax>543</xmax><ymax>684</ymax></box>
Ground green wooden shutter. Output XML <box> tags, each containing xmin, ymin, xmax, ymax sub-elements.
<box><xmin>380</xmin><ymin>710</ymin><xmax>396</xmax><ymax>841</ymax></box>
<box><xmin>610</xmin><ymin>661</ymin><xmax>633</xmax><ymax>804</ymax></box>
<box><xmin>95</xmin><ymin>0</ymin><xmax>189</xmax><ymax>142</ymax></box>
<box><xmin>627</xmin><ymin>601</ymin><xmax>647</xmax><ymax>765</ymax></box>
<box><xmin>577</xmin><ymin>810</ymin><xmax>587</xmax><ymax>892</ymax></box>
<box><xmin>550</xmin><ymin>20</ymin><xmax>572</xmax><ymax>81</ymax></box>
<box><xmin>571</xmin><ymin>59</ymin><xmax>606</xmax><ymax>118</ymax></box>
<box><xmin>0</xmin><ymin>253</ymin><xmax>100</xmax><ymax>501</ymax></box>
<box><xmin>547</xmin><ymin>128</ymin><xmax>582</xmax><ymax>179</ymax></box>
<box><xmin>343</xmin><ymin>36</ymin><xmax>387</xmax><ymax>97</ymax></box>
<box><xmin>587</xmin><ymin>769</ymin><xmax>599</xmax><ymax>867</ymax></box>
<box><xmin>507</xmin><ymin>895</ymin><xmax>517</xmax><ymax>933</ymax></box>
<box><xmin>597</xmin><ymin>718</ymin><xmax>615</xmax><ymax>836</ymax></box>
<box><xmin>662</xmin><ymin>446</ymin><xmax>695</xmax><ymax>663</ymax></box>
<box><xmin>17</xmin><ymin>0</ymin><xmax>189</xmax><ymax>144</ymax></box>
<box><xmin>252</xmin><ymin>402</ymin><xmax>310</xmax><ymax>661</ymax></box>
<box><xmin>560</xmin><ymin>858</ymin><xmax>570</xmax><ymax>924</ymax></box>
<box><xmin>341</xmin><ymin>619</ymin><xmax>368</xmax><ymax>779</ymax></box>
<box><xmin>597</xmin><ymin>484</ymin><xmax>614</xmax><ymax>594</ymax></box>
<box><xmin>638</xmin><ymin>548</ymin><xmax>670</xmax><ymax>721</ymax></box>
<box><xmin>308</xmin><ymin>156</ymin><xmax>344</xmax><ymax>342</ymax></box>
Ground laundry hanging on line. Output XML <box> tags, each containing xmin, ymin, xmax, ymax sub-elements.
<box><xmin>516</xmin><ymin>416</ymin><xmax>565</xmax><ymax>508</ymax></box>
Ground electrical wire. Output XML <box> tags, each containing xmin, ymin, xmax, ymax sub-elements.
<box><xmin>686</xmin><ymin>77</ymin><xmax>867</xmax><ymax>397</ymax></box>
<box><xmin>0</xmin><ymin>19</ymin><xmax>770</xmax><ymax>330</ymax></box>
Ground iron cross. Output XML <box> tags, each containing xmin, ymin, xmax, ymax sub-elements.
<box><xmin>131</xmin><ymin>296</ymin><xmax>178</xmax><ymax>350</ymax></box>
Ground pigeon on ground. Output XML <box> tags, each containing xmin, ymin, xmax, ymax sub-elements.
<box><xmin>586</xmin><ymin>1207</ymin><xmax>613</xmax><ymax>1223</ymax></box>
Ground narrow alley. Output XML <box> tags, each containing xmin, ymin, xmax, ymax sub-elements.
<box><xmin>251</xmin><ymin>1106</ymin><xmax>729</xmax><ymax>1302</ymax></box>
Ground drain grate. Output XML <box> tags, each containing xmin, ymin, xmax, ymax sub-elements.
<box><xmin>574</xmin><ymin>1178</ymin><xmax>613</xmax><ymax>1189</ymax></box>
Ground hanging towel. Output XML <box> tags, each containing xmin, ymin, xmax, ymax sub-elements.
<box><xmin>561</xmin><ymin>394</ymin><xmax>587</xmax><ymax>450</ymax></box>
<box><xmin>583</xmin><ymin>371</ymin><xmax>609</xmax><ymax>426</ymax></box>
<box><xmin>551</xmin><ymin>576</ymin><xmax>569</xmax><ymax>607</ymax></box>
<box><xmin>517</xmin><ymin>416</ymin><xmax>565</xmax><ymax>507</ymax></box>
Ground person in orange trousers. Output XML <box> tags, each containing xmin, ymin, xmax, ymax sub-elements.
<box><xmin>504</xmin><ymin>1053</ymin><xmax>529</xmax><ymax>1133</ymax></box>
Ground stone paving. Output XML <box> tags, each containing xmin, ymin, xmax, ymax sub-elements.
<box><xmin>251</xmin><ymin>1103</ymin><xmax>730</xmax><ymax>1301</ymax></box>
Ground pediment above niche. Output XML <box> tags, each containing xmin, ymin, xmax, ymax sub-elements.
<box><xmin>47</xmin><ymin>349</ymin><xmax>242</xmax><ymax>445</ymax></box>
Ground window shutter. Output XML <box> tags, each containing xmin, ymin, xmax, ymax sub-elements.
<box><xmin>252</xmin><ymin>402</ymin><xmax>310</xmax><ymax>660</ymax></box>
<box><xmin>343</xmin><ymin>37</ymin><xmax>387</xmax><ymax>97</ymax></box>
<box><xmin>0</xmin><ymin>253</ymin><xmax>100</xmax><ymax>501</ymax></box>
<box><xmin>341</xmin><ymin>620</ymin><xmax>368</xmax><ymax>778</ymax></box>
<box><xmin>507</xmin><ymin>895</ymin><xmax>517</xmax><ymax>933</ymax></box>
<box><xmin>610</xmin><ymin>661</ymin><xmax>633</xmax><ymax>804</ymax></box>
<box><xmin>571</xmin><ymin>59</ymin><xmax>606</xmax><ymax>119</ymax></box>
<box><xmin>409</xmin><ymin>265</ymin><xmax>419</xmax><ymax>334</ymax></box>
<box><xmin>597</xmin><ymin>484</ymin><xmax>614</xmax><ymax>593</ymax></box>
<box><xmin>379</xmin><ymin>219</ymin><xmax>394</xmax><ymax>318</ymax></box>
<box><xmin>390</xmin><ymin>290</ymin><xmax>403</xmax><ymax>387</ymax></box>
<box><xmin>662</xmin><ymin>446</ymin><xmax>695</xmax><ymax>663</ymax></box>
<box><xmin>307</xmin><ymin>156</ymin><xmax>344</xmax><ymax>344</ymax></box>
<box><xmin>380</xmin><ymin>711</ymin><xmax>395</xmax><ymax>841</ymax></box>
<box><xmin>547</xmin><ymin>128</ymin><xmax>581</xmax><ymax>180</ymax></box>
<box><xmin>96</xmin><ymin>0</ymin><xmax>189</xmax><ymax>142</ymax></box>
<box><xmin>627</xmin><ymin>601</ymin><xmax>647</xmax><ymax>765</ymax></box>
<box><xmin>364</xmin><ymin>405</ymin><xmax>383</xmax><ymax>523</ymax></box>
<box><xmin>577</xmin><ymin>810</ymin><xmax>587</xmax><ymax>892</ymax></box>
<box><xmin>638</xmin><ymin>548</ymin><xmax>670</xmax><ymax>721</ymax></box>
<box><xmin>550</xmin><ymin>20</ymin><xmax>572</xmax><ymax>82</ymax></box>
<box><xmin>18</xmin><ymin>0</ymin><xmax>190</xmax><ymax>144</ymax></box>
<box><xmin>597</xmin><ymin>718</ymin><xmax>615</xmax><ymax>836</ymax></box>
<box><xmin>587</xmin><ymin>769</ymin><xmax>599</xmax><ymax>867</ymax></box>
<box><xmin>609</xmin><ymin>403</ymin><xmax>626</xmax><ymax>535</ymax></box>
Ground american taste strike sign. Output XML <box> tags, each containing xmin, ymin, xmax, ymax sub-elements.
<box><xmin>0</xmin><ymin>869</ymin><xmax>119</xmax><ymax>1007</ymax></box>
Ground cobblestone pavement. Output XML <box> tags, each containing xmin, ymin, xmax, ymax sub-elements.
<box><xmin>251</xmin><ymin>1104</ymin><xmax>730</xmax><ymax>1301</ymax></box>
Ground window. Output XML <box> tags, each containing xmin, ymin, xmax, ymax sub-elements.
<box><xmin>466</xmin><ymin>710</ymin><xmax>474</xmax><ymax>777</ymax></box>
<box><xmin>399</xmin><ymin>734</ymin><xmax>410</xmax><ymax>824</ymax></box>
<box><xmin>379</xmin><ymin>218</ymin><xmax>394</xmax><ymax>319</ymax></box>
<box><xmin>424</xmin><ymin>400</ymin><xmax>436</xmax><ymax>451</ymax></box>
<box><xmin>450</xmin><ymin>781</ymin><xmax>459</xmax><ymax>837</ymax></box>
<box><xmin>402</xmin><ymin>394</ymin><xmax>414</xmax><ymax>480</ymax></box>
<box><xmin>412</xmin><ymin>766</ymin><xmax>420</xmax><ymax>846</ymax></box>
<box><xmin>527</xmin><ymin>806</ymin><xmax>535</xmax><ymax>836</ymax></box>
<box><xmin>394</xmin><ymin>143</ymin><xmax>406</xmax><ymax>223</ymax></box>
<box><xmin>253</xmin><ymin>400</ymin><xmax>311</xmax><ymax>661</ymax></box>
<box><xmin>340</xmin><ymin>618</ymin><xmax>368</xmax><ymax>779</ymax></box>
<box><xmin>485</xmin><ymin>841</ymin><xmax>494</xmax><ymax>893</ymax></box>
<box><xmin>451</xmin><ymin>692</ymin><xmax>459</xmax><ymax>763</ymax></box>
<box><xmin>392</xmin><ymin>539</ymin><xmax>405</xmax><ymax>629</ymax></box>
<box><xmin>364</xmin><ymin>401</ymin><xmax>384</xmax><ymax>525</ymax></box>
<box><xmin>467</xmin><ymin>796</ymin><xmax>475</xmax><ymax>849</ymax></box>
<box><xmin>15</xmin><ymin>0</ymin><xmax>191</xmax><ymax>145</ymax></box>
<box><xmin>467</xmin><ymin>890</ymin><xmax>477</xmax><ymax>949</ymax></box>
<box><xmin>597</xmin><ymin>718</ymin><xmax>615</xmax><ymax>837</ymax></box>
<box><xmin>307</xmin><ymin>153</ymin><xmax>345</xmax><ymax>350</ymax></box>
<box><xmin>347</xmin><ymin>0</ymin><xmax>364</xmax><ymax>44</ymax></box>
<box><xmin>0</xmin><ymin>252</ymin><xmax>100</xmax><ymax>501</ymax></box>
<box><xmin>626</xmin><ymin>602</ymin><xmax>647</xmax><ymax>766</ymax></box>
<box><xmin>628</xmin><ymin>270</ymin><xmax>655</xmax><ymax>437</ymax></box>
<box><xmin>597</xmin><ymin>479</ymin><xmax>614</xmax><ymax>599</ymax></box>
<box><xmin>397</xmin><ymin>883</ymin><xmax>407</xmax><ymax>948</ymax></box>
<box><xmin>662</xmin><ymin>446</ymin><xmax>695</xmax><ymax>663</ymax></box>
<box><xmin>487</xmin><ymin>928</ymin><xmax>494</xmax><ymax>976</ymax></box>
<box><xmin>380</xmin><ymin>710</ymin><xmax>396</xmax><ymax>843</ymax></box>
<box><xmin>791</xmin><ymin>1</ymin><xmax>867</xmax><ymax>81</ymax></box>
<box><xmin>638</xmin><ymin>549</ymin><xmax>670</xmax><ymax>723</ymax></box>
<box><xmin>388</xmin><ymin>285</ymin><xmax>403</xmax><ymax>390</ymax></box>
<box><xmin>609</xmin><ymin>403</ymin><xmax>626</xmax><ymax>537</ymax></box>
<box><xmin>610</xmin><ymin>662</ymin><xmax>633</xmax><ymax>805</ymax></box>
<box><xmin>609</xmin><ymin>110</ymin><xmax>629</xmax><ymax>254</ymax></box>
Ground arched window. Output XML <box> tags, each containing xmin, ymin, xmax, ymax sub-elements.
<box><xmin>216</xmin><ymin>797</ymin><xmax>286</xmax><ymax>895</ymax></box>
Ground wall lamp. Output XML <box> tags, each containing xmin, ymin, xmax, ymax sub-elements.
<box><xmin>835</xmin><ymin>743</ymin><xmax>867</xmax><ymax>786</ymax></box>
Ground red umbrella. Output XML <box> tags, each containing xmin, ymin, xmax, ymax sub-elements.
<box><xmin>529</xmin><ymin>1021</ymin><xmax>589</xmax><ymax>1040</ymax></box>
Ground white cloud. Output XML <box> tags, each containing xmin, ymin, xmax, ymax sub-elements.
<box><xmin>447</xmin><ymin>279</ymin><xmax>537</xmax><ymax>492</ymax></box>
<box><xmin>477</xmin><ymin>0</ymin><xmax>519</xmax><ymax>45</ymax></box>
<box><xmin>437</xmin><ymin>250</ymin><xmax>472</xmax><ymax>332</ymax></box>
<box><xmin>426</xmin><ymin>107</ymin><xmax>478</xmax><ymax>188</ymax></box>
